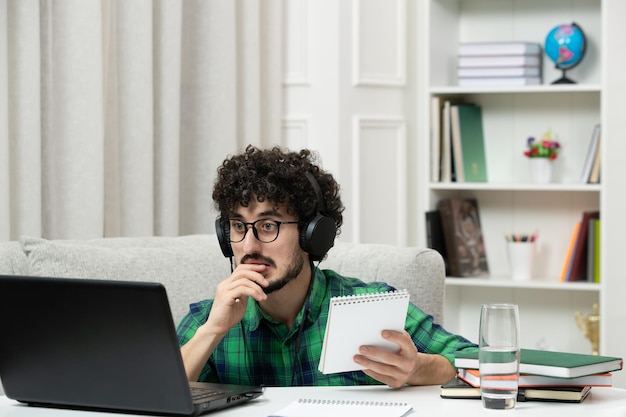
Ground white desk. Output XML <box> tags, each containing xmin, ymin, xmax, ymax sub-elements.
<box><xmin>2</xmin><ymin>385</ymin><xmax>626</xmax><ymax>416</ymax></box>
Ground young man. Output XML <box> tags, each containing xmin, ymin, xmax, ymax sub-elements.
<box><xmin>177</xmin><ymin>145</ymin><xmax>477</xmax><ymax>387</ymax></box>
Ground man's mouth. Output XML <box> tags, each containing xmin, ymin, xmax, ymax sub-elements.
<box><xmin>241</xmin><ymin>254</ymin><xmax>275</xmax><ymax>269</ymax></box>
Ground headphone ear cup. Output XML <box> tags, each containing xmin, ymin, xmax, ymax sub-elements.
<box><xmin>300</xmin><ymin>213</ymin><xmax>336</xmax><ymax>261</ymax></box>
<box><xmin>215</xmin><ymin>217</ymin><xmax>233</xmax><ymax>258</ymax></box>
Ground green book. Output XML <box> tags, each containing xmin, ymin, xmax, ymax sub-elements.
<box><xmin>454</xmin><ymin>348</ymin><xmax>623</xmax><ymax>378</ymax></box>
<box><xmin>451</xmin><ymin>103</ymin><xmax>488</xmax><ymax>182</ymax></box>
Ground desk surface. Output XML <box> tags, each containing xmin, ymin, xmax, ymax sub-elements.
<box><xmin>2</xmin><ymin>385</ymin><xmax>626</xmax><ymax>417</ymax></box>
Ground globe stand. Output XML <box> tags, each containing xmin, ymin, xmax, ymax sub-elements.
<box><xmin>551</xmin><ymin>68</ymin><xmax>576</xmax><ymax>84</ymax></box>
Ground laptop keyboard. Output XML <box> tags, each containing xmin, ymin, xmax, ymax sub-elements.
<box><xmin>190</xmin><ymin>386</ymin><xmax>228</xmax><ymax>401</ymax></box>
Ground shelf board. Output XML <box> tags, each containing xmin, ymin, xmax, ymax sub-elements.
<box><xmin>429</xmin><ymin>182</ymin><xmax>601</xmax><ymax>192</ymax></box>
<box><xmin>430</xmin><ymin>84</ymin><xmax>602</xmax><ymax>95</ymax></box>
<box><xmin>445</xmin><ymin>276</ymin><xmax>600</xmax><ymax>292</ymax></box>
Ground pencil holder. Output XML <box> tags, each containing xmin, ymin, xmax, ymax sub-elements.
<box><xmin>507</xmin><ymin>241</ymin><xmax>535</xmax><ymax>281</ymax></box>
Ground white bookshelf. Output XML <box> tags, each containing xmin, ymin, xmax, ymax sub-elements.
<box><xmin>416</xmin><ymin>0</ymin><xmax>610</xmax><ymax>367</ymax></box>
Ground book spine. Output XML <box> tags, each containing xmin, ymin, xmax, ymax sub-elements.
<box><xmin>458</xmin><ymin>77</ymin><xmax>541</xmax><ymax>87</ymax></box>
<box><xmin>560</xmin><ymin>222</ymin><xmax>580</xmax><ymax>282</ymax></box>
<box><xmin>458</xmin><ymin>42</ymin><xmax>542</xmax><ymax>56</ymax></box>
<box><xmin>437</xmin><ymin>199</ymin><xmax>460</xmax><ymax>277</ymax></box>
<box><xmin>580</xmin><ymin>124</ymin><xmax>601</xmax><ymax>183</ymax></box>
<box><xmin>430</xmin><ymin>96</ymin><xmax>442</xmax><ymax>183</ymax></box>
<box><xmin>588</xmin><ymin>134</ymin><xmax>602</xmax><ymax>184</ymax></box>
<box><xmin>458</xmin><ymin>55</ymin><xmax>541</xmax><ymax>68</ymax></box>
<box><xmin>425</xmin><ymin>210</ymin><xmax>449</xmax><ymax>275</ymax></box>
<box><xmin>458</xmin><ymin>67</ymin><xmax>541</xmax><ymax>78</ymax></box>
<box><xmin>450</xmin><ymin>105</ymin><xmax>464</xmax><ymax>182</ymax></box>
<box><xmin>594</xmin><ymin>220</ymin><xmax>601</xmax><ymax>283</ymax></box>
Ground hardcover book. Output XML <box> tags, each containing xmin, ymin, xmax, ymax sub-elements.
<box><xmin>436</xmin><ymin>198</ymin><xmax>489</xmax><ymax>277</ymax></box>
<box><xmin>450</xmin><ymin>104</ymin><xmax>488</xmax><ymax>182</ymax></box>
<box><xmin>457</xmin><ymin>368</ymin><xmax>612</xmax><ymax>388</ymax></box>
<box><xmin>559</xmin><ymin>221</ymin><xmax>581</xmax><ymax>282</ymax></box>
<box><xmin>440</xmin><ymin>377</ymin><xmax>592</xmax><ymax>403</ymax></box>
<box><xmin>424</xmin><ymin>210</ymin><xmax>450</xmax><ymax>275</ymax></box>
<box><xmin>590</xmin><ymin>218</ymin><xmax>601</xmax><ymax>283</ymax></box>
<box><xmin>519</xmin><ymin>386</ymin><xmax>592</xmax><ymax>403</ymax></box>
<box><xmin>458</xmin><ymin>66</ymin><xmax>541</xmax><ymax>78</ymax></box>
<box><xmin>454</xmin><ymin>348</ymin><xmax>623</xmax><ymax>379</ymax></box>
<box><xmin>440</xmin><ymin>376</ymin><xmax>481</xmax><ymax>399</ymax></box>
<box><xmin>589</xmin><ymin>132</ymin><xmax>602</xmax><ymax>184</ymax></box>
<box><xmin>458</xmin><ymin>41</ymin><xmax>542</xmax><ymax>56</ymax></box>
<box><xmin>458</xmin><ymin>76</ymin><xmax>541</xmax><ymax>87</ymax></box>
<box><xmin>569</xmin><ymin>211</ymin><xmax>600</xmax><ymax>281</ymax></box>
<box><xmin>580</xmin><ymin>124</ymin><xmax>601</xmax><ymax>183</ymax></box>
<box><xmin>430</xmin><ymin>96</ymin><xmax>442</xmax><ymax>182</ymax></box>
<box><xmin>458</xmin><ymin>55</ymin><xmax>541</xmax><ymax>68</ymax></box>
<box><xmin>587</xmin><ymin>217</ymin><xmax>596</xmax><ymax>282</ymax></box>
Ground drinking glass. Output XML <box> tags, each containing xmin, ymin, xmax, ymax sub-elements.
<box><xmin>479</xmin><ymin>304</ymin><xmax>520</xmax><ymax>410</ymax></box>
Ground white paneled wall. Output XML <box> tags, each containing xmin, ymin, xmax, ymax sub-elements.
<box><xmin>282</xmin><ymin>0</ymin><xmax>412</xmax><ymax>245</ymax></box>
<box><xmin>351</xmin><ymin>117</ymin><xmax>407</xmax><ymax>245</ymax></box>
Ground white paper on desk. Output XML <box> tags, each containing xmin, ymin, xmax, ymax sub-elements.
<box><xmin>268</xmin><ymin>398</ymin><xmax>414</xmax><ymax>417</ymax></box>
<box><xmin>318</xmin><ymin>290</ymin><xmax>410</xmax><ymax>374</ymax></box>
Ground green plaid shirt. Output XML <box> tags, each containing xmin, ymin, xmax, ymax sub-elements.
<box><xmin>176</xmin><ymin>268</ymin><xmax>477</xmax><ymax>386</ymax></box>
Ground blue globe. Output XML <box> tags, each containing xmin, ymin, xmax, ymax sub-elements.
<box><xmin>544</xmin><ymin>23</ymin><xmax>586</xmax><ymax>83</ymax></box>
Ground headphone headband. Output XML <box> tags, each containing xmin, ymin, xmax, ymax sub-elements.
<box><xmin>305</xmin><ymin>171</ymin><xmax>326</xmax><ymax>213</ymax></box>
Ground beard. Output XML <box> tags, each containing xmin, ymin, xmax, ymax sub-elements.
<box><xmin>240</xmin><ymin>247</ymin><xmax>306</xmax><ymax>295</ymax></box>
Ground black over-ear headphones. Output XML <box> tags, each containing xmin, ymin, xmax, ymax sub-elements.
<box><xmin>215</xmin><ymin>171</ymin><xmax>337</xmax><ymax>261</ymax></box>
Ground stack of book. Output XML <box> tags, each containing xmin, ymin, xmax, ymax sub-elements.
<box><xmin>457</xmin><ymin>41</ymin><xmax>542</xmax><ymax>87</ymax></box>
<box><xmin>441</xmin><ymin>348</ymin><xmax>623</xmax><ymax>403</ymax></box>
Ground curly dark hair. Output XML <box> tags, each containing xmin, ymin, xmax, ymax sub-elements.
<box><xmin>213</xmin><ymin>145</ymin><xmax>344</xmax><ymax>233</ymax></box>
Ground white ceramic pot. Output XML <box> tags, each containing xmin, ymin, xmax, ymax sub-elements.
<box><xmin>529</xmin><ymin>158</ymin><xmax>553</xmax><ymax>183</ymax></box>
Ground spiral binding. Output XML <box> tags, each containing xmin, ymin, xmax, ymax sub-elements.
<box><xmin>296</xmin><ymin>398</ymin><xmax>409</xmax><ymax>407</ymax></box>
<box><xmin>330</xmin><ymin>289</ymin><xmax>409</xmax><ymax>305</ymax></box>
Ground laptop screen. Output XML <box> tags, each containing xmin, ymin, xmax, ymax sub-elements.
<box><xmin>0</xmin><ymin>275</ymin><xmax>261</xmax><ymax>416</ymax></box>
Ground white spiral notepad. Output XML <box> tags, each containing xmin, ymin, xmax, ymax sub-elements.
<box><xmin>269</xmin><ymin>398</ymin><xmax>413</xmax><ymax>417</ymax></box>
<box><xmin>318</xmin><ymin>290</ymin><xmax>410</xmax><ymax>374</ymax></box>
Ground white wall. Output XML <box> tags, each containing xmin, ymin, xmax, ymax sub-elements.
<box><xmin>282</xmin><ymin>0</ymin><xmax>415</xmax><ymax>246</ymax></box>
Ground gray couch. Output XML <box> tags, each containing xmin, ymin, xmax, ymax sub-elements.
<box><xmin>0</xmin><ymin>234</ymin><xmax>446</xmax><ymax>395</ymax></box>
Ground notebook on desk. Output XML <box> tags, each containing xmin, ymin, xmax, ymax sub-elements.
<box><xmin>0</xmin><ymin>275</ymin><xmax>263</xmax><ymax>416</ymax></box>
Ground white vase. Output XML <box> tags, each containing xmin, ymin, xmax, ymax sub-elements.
<box><xmin>529</xmin><ymin>158</ymin><xmax>553</xmax><ymax>183</ymax></box>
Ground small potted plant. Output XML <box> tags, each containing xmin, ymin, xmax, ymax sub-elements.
<box><xmin>524</xmin><ymin>130</ymin><xmax>560</xmax><ymax>183</ymax></box>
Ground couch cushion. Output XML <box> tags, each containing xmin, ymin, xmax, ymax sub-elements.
<box><xmin>17</xmin><ymin>235</ymin><xmax>445</xmax><ymax>326</ymax></box>
<box><xmin>0</xmin><ymin>241</ymin><xmax>29</xmax><ymax>275</ymax></box>
<box><xmin>19</xmin><ymin>235</ymin><xmax>230</xmax><ymax>325</ymax></box>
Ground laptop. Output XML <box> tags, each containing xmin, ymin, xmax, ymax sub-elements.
<box><xmin>0</xmin><ymin>275</ymin><xmax>263</xmax><ymax>416</ymax></box>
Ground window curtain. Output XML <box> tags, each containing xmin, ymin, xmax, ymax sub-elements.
<box><xmin>0</xmin><ymin>0</ymin><xmax>283</xmax><ymax>241</ymax></box>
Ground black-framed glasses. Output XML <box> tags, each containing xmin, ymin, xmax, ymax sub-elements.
<box><xmin>228</xmin><ymin>219</ymin><xmax>299</xmax><ymax>243</ymax></box>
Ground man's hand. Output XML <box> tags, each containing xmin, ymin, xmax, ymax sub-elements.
<box><xmin>353</xmin><ymin>330</ymin><xmax>456</xmax><ymax>388</ymax></box>
<box><xmin>205</xmin><ymin>264</ymin><xmax>269</xmax><ymax>335</ymax></box>
<box><xmin>180</xmin><ymin>264</ymin><xmax>269</xmax><ymax>381</ymax></box>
